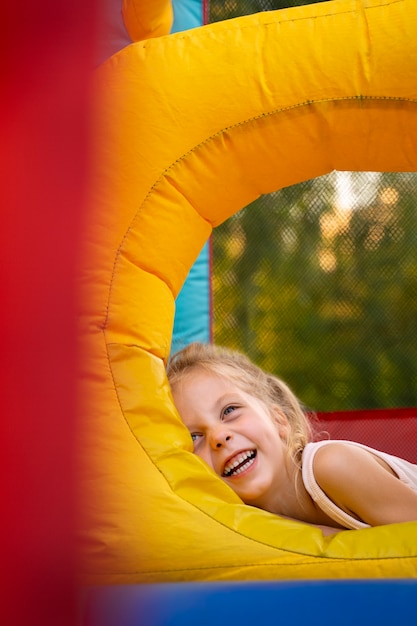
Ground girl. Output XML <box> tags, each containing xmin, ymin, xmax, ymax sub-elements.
<box><xmin>167</xmin><ymin>342</ymin><xmax>417</xmax><ymax>530</ymax></box>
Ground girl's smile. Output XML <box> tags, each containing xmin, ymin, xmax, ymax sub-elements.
<box><xmin>222</xmin><ymin>449</ymin><xmax>257</xmax><ymax>477</ymax></box>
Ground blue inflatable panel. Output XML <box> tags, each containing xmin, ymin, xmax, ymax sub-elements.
<box><xmin>85</xmin><ymin>580</ymin><xmax>417</xmax><ymax>626</ymax></box>
<box><xmin>172</xmin><ymin>0</ymin><xmax>204</xmax><ymax>32</ymax></box>
<box><xmin>171</xmin><ymin>241</ymin><xmax>211</xmax><ymax>353</ymax></box>
<box><xmin>171</xmin><ymin>0</ymin><xmax>211</xmax><ymax>352</ymax></box>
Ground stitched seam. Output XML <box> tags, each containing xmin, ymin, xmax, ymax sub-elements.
<box><xmin>87</xmin><ymin>554</ymin><xmax>417</xmax><ymax>577</ymax></box>
<box><xmin>102</xmin><ymin>94</ymin><xmax>417</xmax><ymax>333</ymax></box>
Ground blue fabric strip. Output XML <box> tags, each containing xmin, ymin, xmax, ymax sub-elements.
<box><xmin>171</xmin><ymin>0</ymin><xmax>211</xmax><ymax>354</ymax></box>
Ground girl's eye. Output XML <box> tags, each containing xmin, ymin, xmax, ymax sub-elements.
<box><xmin>191</xmin><ymin>432</ymin><xmax>201</xmax><ymax>442</ymax></box>
<box><xmin>222</xmin><ymin>405</ymin><xmax>237</xmax><ymax>418</ymax></box>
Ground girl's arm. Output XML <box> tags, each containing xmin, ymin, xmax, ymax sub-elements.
<box><xmin>313</xmin><ymin>442</ymin><xmax>417</xmax><ymax>526</ymax></box>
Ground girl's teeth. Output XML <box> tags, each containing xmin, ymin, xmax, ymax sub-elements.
<box><xmin>224</xmin><ymin>451</ymin><xmax>256</xmax><ymax>476</ymax></box>
<box><xmin>234</xmin><ymin>458</ymin><xmax>254</xmax><ymax>474</ymax></box>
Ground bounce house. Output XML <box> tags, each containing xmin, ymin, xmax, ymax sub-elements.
<box><xmin>81</xmin><ymin>0</ymin><xmax>417</xmax><ymax>623</ymax></box>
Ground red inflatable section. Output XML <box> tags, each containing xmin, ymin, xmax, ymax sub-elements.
<box><xmin>0</xmin><ymin>2</ymin><xmax>97</xmax><ymax>625</ymax></box>
<box><xmin>317</xmin><ymin>408</ymin><xmax>417</xmax><ymax>464</ymax></box>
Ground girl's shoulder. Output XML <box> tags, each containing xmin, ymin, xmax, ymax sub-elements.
<box><xmin>301</xmin><ymin>440</ymin><xmax>376</xmax><ymax>529</ymax></box>
<box><xmin>304</xmin><ymin>439</ymin><xmax>417</xmax><ymax>489</ymax></box>
<box><xmin>303</xmin><ymin>439</ymin><xmax>417</xmax><ymax>527</ymax></box>
<box><xmin>306</xmin><ymin>440</ymin><xmax>370</xmax><ymax>479</ymax></box>
<box><xmin>303</xmin><ymin>439</ymin><xmax>363</xmax><ymax>469</ymax></box>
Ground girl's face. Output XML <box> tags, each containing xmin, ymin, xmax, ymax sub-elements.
<box><xmin>171</xmin><ymin>368</ymin><xmax>293</xmax><ymax>513</ymax></box>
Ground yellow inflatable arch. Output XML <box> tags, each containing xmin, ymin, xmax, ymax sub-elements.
<box><xmin>81</xmin><ymin>0</ymin><xmax>417</xmax><ymax>583</ymax></box>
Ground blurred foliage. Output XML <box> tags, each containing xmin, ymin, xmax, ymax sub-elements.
<box><xmin>213</xmin><ymin>172</ymin><xmax>417</xmax><ymax>411</ymax></box>
<box><xmin>209</xmin><ymin>0</ymin><xmax>329</xmax><ymax>23</ymax></box>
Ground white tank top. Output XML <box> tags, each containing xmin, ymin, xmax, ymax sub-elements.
<box><xmin>301</xmin><ymin>440</ymin><xmax>417</xmax><ymax>529</ymax></box>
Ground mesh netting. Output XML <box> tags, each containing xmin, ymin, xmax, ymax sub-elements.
<box><xmin>315</xmin><ymin>408</ymin><xmax>417</xmax><ymax>463</ymax></box>
<box><xmin>213</xmin><ymin>170</ymin><xmax>417</xmax><ymax>412</ymax></box>
<box><xmin>209</xmin><ymin>0</ymin><xmax>329</xmax><ymax>23</ymax></box>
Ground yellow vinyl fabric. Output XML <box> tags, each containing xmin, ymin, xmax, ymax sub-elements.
<box><xmin>122</xmin><ymin>0</ymin><xmax>173</xmax><ymax>41</ymax></box>
<box><xmin>80</xmin><ymin>0</ymin><xmax>417</xmax><ymax>584</ymax></box>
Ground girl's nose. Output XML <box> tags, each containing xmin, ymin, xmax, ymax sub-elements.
<box><xmin>210</xmin><ymin>429</ymin><xmax>232</xmax><ymax>449</ymax></box>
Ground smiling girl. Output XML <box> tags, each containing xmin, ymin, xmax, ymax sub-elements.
<box><xmin>167</xmin><ymin>342</ymin><xmax>417</xmax><ymax>531</ymax></box>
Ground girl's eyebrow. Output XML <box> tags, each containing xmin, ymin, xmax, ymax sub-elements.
<box><xmin>215</xmin><ymin>392</ymin><xmax>243</xmax><ymax>409</ymax></box>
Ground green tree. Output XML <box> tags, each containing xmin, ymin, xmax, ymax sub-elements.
<box><xmin>209</xmin><ymin>0</ymin><xmax>329</xmax><ymax>23</ymax></box>
<box><xmin>213</xmin><ymin>172</ymin><xmax>417</xmax><ymax>411</ymax></box>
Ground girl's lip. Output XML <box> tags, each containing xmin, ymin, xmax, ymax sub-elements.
<box><xmin>222</xmin><ymin>449</ymin><xmax>257</xmax><ymax>477</ymax></box>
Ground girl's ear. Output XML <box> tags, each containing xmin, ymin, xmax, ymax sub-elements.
<box><xmin>271</xmin><ymin>405</ymin><xmax>290</xmax><ymax>440</ymax></box>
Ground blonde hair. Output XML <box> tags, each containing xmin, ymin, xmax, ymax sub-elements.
<box><xmin>168</xmin><ymin>342</ymin><xmax>313</xmax><ymax>467</ymax></box>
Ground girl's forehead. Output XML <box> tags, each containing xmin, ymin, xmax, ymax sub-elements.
<box><xmin>188</xmin><ymin>365</ymin><xmax>236</xmax><ymax>385</ymax></box>
<box><xmin>178</xmin><ymin>365</ymin><xmax>245</xmax><ymax>394</ymax></box>
<box><xmin>197</xmin><ymin>364</ymin><xmax>250</xmax><ymax>389</ymax></box>
<box><xmin>197</xmin><ymin>366</ymin><xmax>265</xmax><ymax>402</ymax></box>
